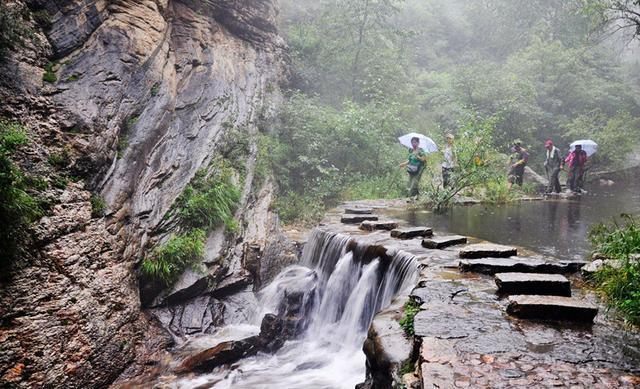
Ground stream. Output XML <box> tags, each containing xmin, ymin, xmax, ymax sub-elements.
<box><xmin>168</xmin><ymin>231</ymin><xmax>418</xmax><ymax>388</ymax></box>
<box><xmin>394</xmin><ymin>169</ymin><xmax>640</xmax><ymax>261</ymax></box>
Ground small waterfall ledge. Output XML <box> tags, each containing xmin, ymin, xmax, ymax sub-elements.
<box><xmin>169</xmin><ymin>228</ymin><xmax>420</xmax><ymax>388</ymax></box>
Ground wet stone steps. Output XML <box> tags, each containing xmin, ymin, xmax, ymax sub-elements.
<box><xmin>506</xmin><ymin>295</ymin><xmax>598</xmax><ymax>322</ymax></box>
<box><xmin>390</xmin><ymin>227</ymin><xmax>433</xmax><ymax>239</ymax></box>
<box><xmin>341</xmin><ymin>214</ymin><xmax>379</xmax><ymax>224</ymax></box>
<box><xmin>359</xmin><ymin>220</ymin><xmax>399</xmax><ymax>231</ymax></box>
<box><xmin>495</xmin><ymin>272</ymin><xmax>571</xmax><ymax>297</ymax></box>
<box><xmin>459</xmin><ymin>243</ymin><xmax>517</xmax><ymax>259</ymax></box>
<box><xmin>344</xmin><ymin>207</ymin><xmax>373</xmax><ymax>214</ymax></box>
<box><xmin>459</xmin><ymin>257</ymin><xmax>587</xmax><ymax>275</ymax></box>
<box><xmin>421</xmin><ymin>235</ymin><xmax>467</xmax><ymax>249</ymax></box>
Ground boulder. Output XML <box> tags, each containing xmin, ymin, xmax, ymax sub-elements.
<box><xmin>360</xmin><ymin>220</ymin><xmax>400</xmax><ymax>231</ymax></box>
<box><xmin>176</xmin><ymin>313</ymin><xmax>286</xmax><ymax>373</ymax></box>
<box><xmin>495</xmin><ymin>273</ymin><xmax>571</xmax><ymax>297</ymax></box>
<box><xmin>506</xmin><ymin>295</ymin><xmax>598</xmax><ymax>322</ymax></box>
<box><xmin>345</xmin><ymin>207</ymin><xmax>374</xmax><ymax>214</ymax></box>
<box><xmin>390</xmin><ymin>227</ymin><xmax>433</xmax><ymax>239</ymax></box>
<box><xmin>421</xmin><ymin>235</ymin><xmax>467</xmax><ymax>249</ymax></box>
<box><xmin>341</xmin><ymin>214</ymin><xmax>379</xmax><ymax>224</ymax></box>
<box><xmin>459</xmin><ymin>243</ymin><xmax>517</xmax><ymax>259</ymax></box>
<box><xmin>460</xmin><ymin>257</ymin><xmax>586</xmax><ymax>275</ymax></box>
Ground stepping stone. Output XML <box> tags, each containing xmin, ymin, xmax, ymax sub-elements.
<box><xmin>459</xmin><ymin>243</ymin><xmax>517</xmax><ymax>259</ymax></box>
<box><xmin>422</xmin><ymin>235</ymin><xmax>467</xmax><ymax>249</ymax></box>
<box><xmin>359</xmin><ymin>220</ymin><xmax>399</xmax><ymax>231</ymax></box>
<box><xmin>344</xmin><ymin>207</ymin><xmax>373</xmax><ymax>214</ymax></box>
<box><xmin>506</xmin><ymin>295</ymin><xmax>598</xmax><ymax>322</ymax></box>
<box><xmin>495</xmin><ymin>273</ymin><xmax>571</xmax><ymax>296</ymax></box>
<box><xmin>390</xmin><ymin>227</ymin><xmax>433</xmax><ymax>239</ymax></box>
<box><xmin>341</xmin><ymin>214</ymin><xmax>378</xmax><ymax>224</ymax></box>
<box><xmin>459</xmin><ymin>258</ymin><xmax>586</xmax><ymax>275</ymax></box>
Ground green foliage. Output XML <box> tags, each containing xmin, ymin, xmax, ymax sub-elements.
<box><xmin>0</xmin><ymin>119</ymin><xmax>43</xmax><ymax>265</ymax></box>
<box><xmin>150</xmin><ymin>82</ymin><xmax>160</xmax><ymax>96</ymax></box>
<box><xmin>42</xmin><ymin>62</ymin><xmax>57</xmax><ymax>83</ymax></box>
<box><xmin>398</xmin><ymin>298</ymin><xmax>421</xmax><ymax>336</ymax></box>
<box><xmin>65</xmin><ymin>74</ymin><xmax>79</xmax><ymax>82</ymax></box>
<box><xmin>51</xmin><ymin>174</ymin><xmax>69</xmax><ymax>189</ymax></box>
<box><xmin>173</xmin><ymin>161</ymin><xmax>241</xmax><ymax>232</ymax></box>
<box><xmin>90</xmin><ymin>195</ymin><xmax>106</xmax><ymax>218</ymax></box>
<box><xmin>589</xmin><ymin>214</ymin><xmax>640</xmax><ymax>325</ymax></box>
<box><xmin>47</xmin><ymin>147</ymin><xmax>71</xmax><ymax>169</ymax></box>
<box><xmin>141</xmin><ymin>229</ymin><xmax>206</xmax><ymax>286</ymax></box>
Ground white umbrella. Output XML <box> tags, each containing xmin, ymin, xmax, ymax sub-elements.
<box><xmin>398</xmin><ymin>133</ymin><xmax>438</xmax><ymax>153</ymax></box>
<box><xmin>569</xmin><ymin>139</ymin><xmax>598</xmax><ymax>157</ymax></box>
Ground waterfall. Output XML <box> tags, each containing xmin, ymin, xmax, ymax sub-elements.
<box><xmin>176</xmin><ymin>229</ymin><xmax>418</xmax><ymax>389</ymax></box>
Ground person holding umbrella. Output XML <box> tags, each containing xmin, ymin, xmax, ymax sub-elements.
<box><xmin>563</xmin><ymin>144</ymin><xmax>589</xmax><ymax>193</ymax></box>
<box><xmin>544</xmin><ymin>140</ymin><xmax>562</xmax><ymax>193</ymax></box>
<box><xmin>399</xmin><ymin>136</ymin><xmax>430</xmax><ymax>197</ymax></box>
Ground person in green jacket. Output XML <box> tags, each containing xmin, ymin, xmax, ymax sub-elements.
<box><xmin>399</xmin><ymin>137</ymin><xmax>427</xmax><ymax>197</ymax></box>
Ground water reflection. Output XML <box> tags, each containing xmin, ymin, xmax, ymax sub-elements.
<box><xmin>396</xmin><ymin>170</ymin><xmax>640</xmax><ymax>261</ymax></box>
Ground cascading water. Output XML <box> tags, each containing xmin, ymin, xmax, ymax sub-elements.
<box><xmin>174</xmin><ymin>229</ymin><xmax>418</xmax><ymax>389</ymax></box>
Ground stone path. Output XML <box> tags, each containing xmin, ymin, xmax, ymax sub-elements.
<box><xmin>327</xmin><ymin>201</ymin><xmax>640</xmax><ymax>388</ymax></box>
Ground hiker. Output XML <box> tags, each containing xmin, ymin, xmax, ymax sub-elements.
<box><xmin>399</xmin><ymin>137</ymin><xmax>427</xmax><ymax>197</ymax></box>
<box><xmin>441</xmin><ymin>134</ymin><xmax>456</xmax><ymax>188</ymax></box>
<box><xmin>507</xmin><ymin>140</ymin><xmax>529</xmax><ymax>190</ymax></box>
<box><xmin>563</xmin><ymin>144</ymin><xmax>588</xmax><ymax>193</ymax></box>
<box><xmin>544</xmin><ymin>140</ymin><xmax>562</xmax><ymax>193</ymax></box>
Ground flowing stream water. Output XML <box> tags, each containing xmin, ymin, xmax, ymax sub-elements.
<box><xmin>173</xmin><ymin>230</ymin><xmax>418</xmax><ymax>388</ymax></box>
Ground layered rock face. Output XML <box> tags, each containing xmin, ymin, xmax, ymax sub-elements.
<box><xmin>0</xmin><ymin>0</ymin><xmax>290</xmax><ymax>387</ymax></box>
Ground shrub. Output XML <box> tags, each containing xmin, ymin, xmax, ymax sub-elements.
<box><xmin>42</xmin><ymin>62</ymin><xmax>57</xmax><ymax>83</ymax></box>
<box><xmin>398</xmin><ymin>298</ymin><xmax>421</xmax><ymax>336</ymax></box>
<box><xmin>589</xmin><ymin>214</ymin><xmax>640</xmax><ymax>325</ymax></box>
<box><xmin>90</xmin><ymin>195</ymin><xmax>106</xmax><ymax>218</ymax></box>
<box><xmin>173</xmin><ymin>162</ymin><xmax>240</xmax><ymax>232</ymax></box>
<box><xmin>141</xmin><ymin>229</ymin><xmax>206</xmax><ymax>285</ymax></box>
<box><xmin>0</xmin><ymin>119</ymin><xmax>43</xmax><ymax>265</ymax></box>
<box><xmin>47</xmin><ymin>148</ymin><xmax>71</xmax><ymax>168</ymax></box>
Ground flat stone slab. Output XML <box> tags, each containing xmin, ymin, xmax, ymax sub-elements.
<box><xmin>459</xmin><ymin>243</ymin><xmax>517</xmax><ymax>259</ymax></box>
<box><xmin>390</xmin><ymin>227</ymin><xmax>433</xmax><ymax>239</ymax></box>
<box><xmin>422</xmin><ymin>235</ymin><xmax>467</xmax><ymax>249</ymax></box>
<box><xmin>341</xmin><ymin>214</ymin><xmax>378</xmax><ymax>224</ymax></box>
<box><xmin>459</xmin><ymin>257</ymin><xmax>586</xmax><ymax>275</ymax></box>
<box><xmin>359</xmin><ymin>220</ymin><xmax>399</xmax><ymax>231</ymax></box>
<box><xmin>344</xmin><ymin>207</ymin><xmax>373</xmax><ymax>214</ymax></box>
<box><xmin>506</xmin><ymin>295</ymin><xmax>598</xmax><ymax>322</ymax></box>
<box><xmin>495</xmin><ymin>273</ymin><xmax>571</xmax><ymax>296</ymax></box>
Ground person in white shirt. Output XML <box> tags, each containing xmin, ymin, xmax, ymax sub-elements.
<box><xmin>441</xmin><ymin>134</ymin><xmax>456</xmax><ymax>188</ymax></box>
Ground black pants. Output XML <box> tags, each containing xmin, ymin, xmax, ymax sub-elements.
<box><xmin>546</xmin><ymin>166</ymin><xmax>561</xmax><ymax>193</ymax></box>
<box><xmin>442</xmin><ymin>167</ymin><xmax>454</xmax><ymax>188</ymax></box>
<box><xmin>568</xmin><ymin>167</ymin><xmax>583</xmax><ymax>192</ymax></box>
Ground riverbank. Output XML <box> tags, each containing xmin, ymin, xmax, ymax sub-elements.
<box><xmin>325</xmin><ymin>199</ymin><xmax>640</xmax><ymax>388</ymax></box>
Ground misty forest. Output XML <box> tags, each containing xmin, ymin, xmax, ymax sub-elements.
<box><xmin>1</xmin><ymin>0</ymin><xmax>640</xmax><ymax>388</ymax></box>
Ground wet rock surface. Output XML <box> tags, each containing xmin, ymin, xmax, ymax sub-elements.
<box><xmin>322</xmin><ymin>200</ymin><xmax>640</xmax><ymax>388</ymax></box>
<box><xmin>507</xmin><ymin>295</ymin><xmax>598</xmax><ymax>322</ymax></box>
<box><xmin>421</xmin><ymin>235</ymin><xmax>467</xmax><ymax>249</ymax></box>
<box><xmin>360</xmin><ymin>220</ymin><xmax>400</xmax><ymax>231</ymax></box>
<box><xmin>345</xmin><ymin>207</ymin><xmax>374</xmax><ymax>214</ymax></box>
<box><xmin>461</xmin><ymin>257</ymin><xmax>587</xmax><ymax>275</ymax></box>
<box><xmin>390</xmin><ymin>227</ymin><xmax>433</xmax><ymax>239</ymax></box>
<box><xmin>341</xmin><ymin>214</ymin><xmax>379</xmax><ymax>223</ymax></box>
<box><xmin>495</xmin><ymin>273</ymin><xmax>572</xmax><ymax>297</ymax></box>
<box><xmin>459</xmin><ymin>243</ymin><xmax>518</xmax><ymax>259</ymax></box>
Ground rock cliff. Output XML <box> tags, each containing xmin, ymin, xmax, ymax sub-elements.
<box><xmin>0</xmin><ymin>0</ymin><xmax>291</xmax><ymax>387</ymax></box>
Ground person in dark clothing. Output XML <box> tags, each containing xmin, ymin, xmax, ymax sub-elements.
<box><xmin>507</xmin><ymin>140</ymin><xmax>529</xmax><ymax>190</ymax></box>
<box><xmin>563</xmin><ymin>144</ymin><xmax>588</xmax><ymax>193</ymax></box>
<box><xmin>544</xmin><ymin>139</ymin><xmax>562</xmax><ymax>193</ymax></box>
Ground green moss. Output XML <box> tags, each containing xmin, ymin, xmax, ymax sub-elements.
<box><xmin>42</xmin><ymin>62</ymin><xmax>57</xmax><ymax>83</ymax></box>
<box><xmin>399</xmin><ymin>298</ymin><xmax>421</xmax><ymax>336</ymax></box>
<box><xmin>141</xmin><ymin>229</ymin><xmax>206</xmax><ymax>286</ymax></box>
<box><xmin>116</xmin><ymin>135</ymin><xmax>128</xmax><ymax>158</ymax></box>
<box><xmin>65</xmin><ymin>74</ymin><xmax>79</xmax><ymax>82</ymax></box>
<box><xmin>90</xmin><ymin>195</ymin><xmax>106</xmax><ymax>218</ymax></box>
<box><xmin>51</xmin><ymin>175</ymin><xmax>69</xmax><ymax>189</ymax></box>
